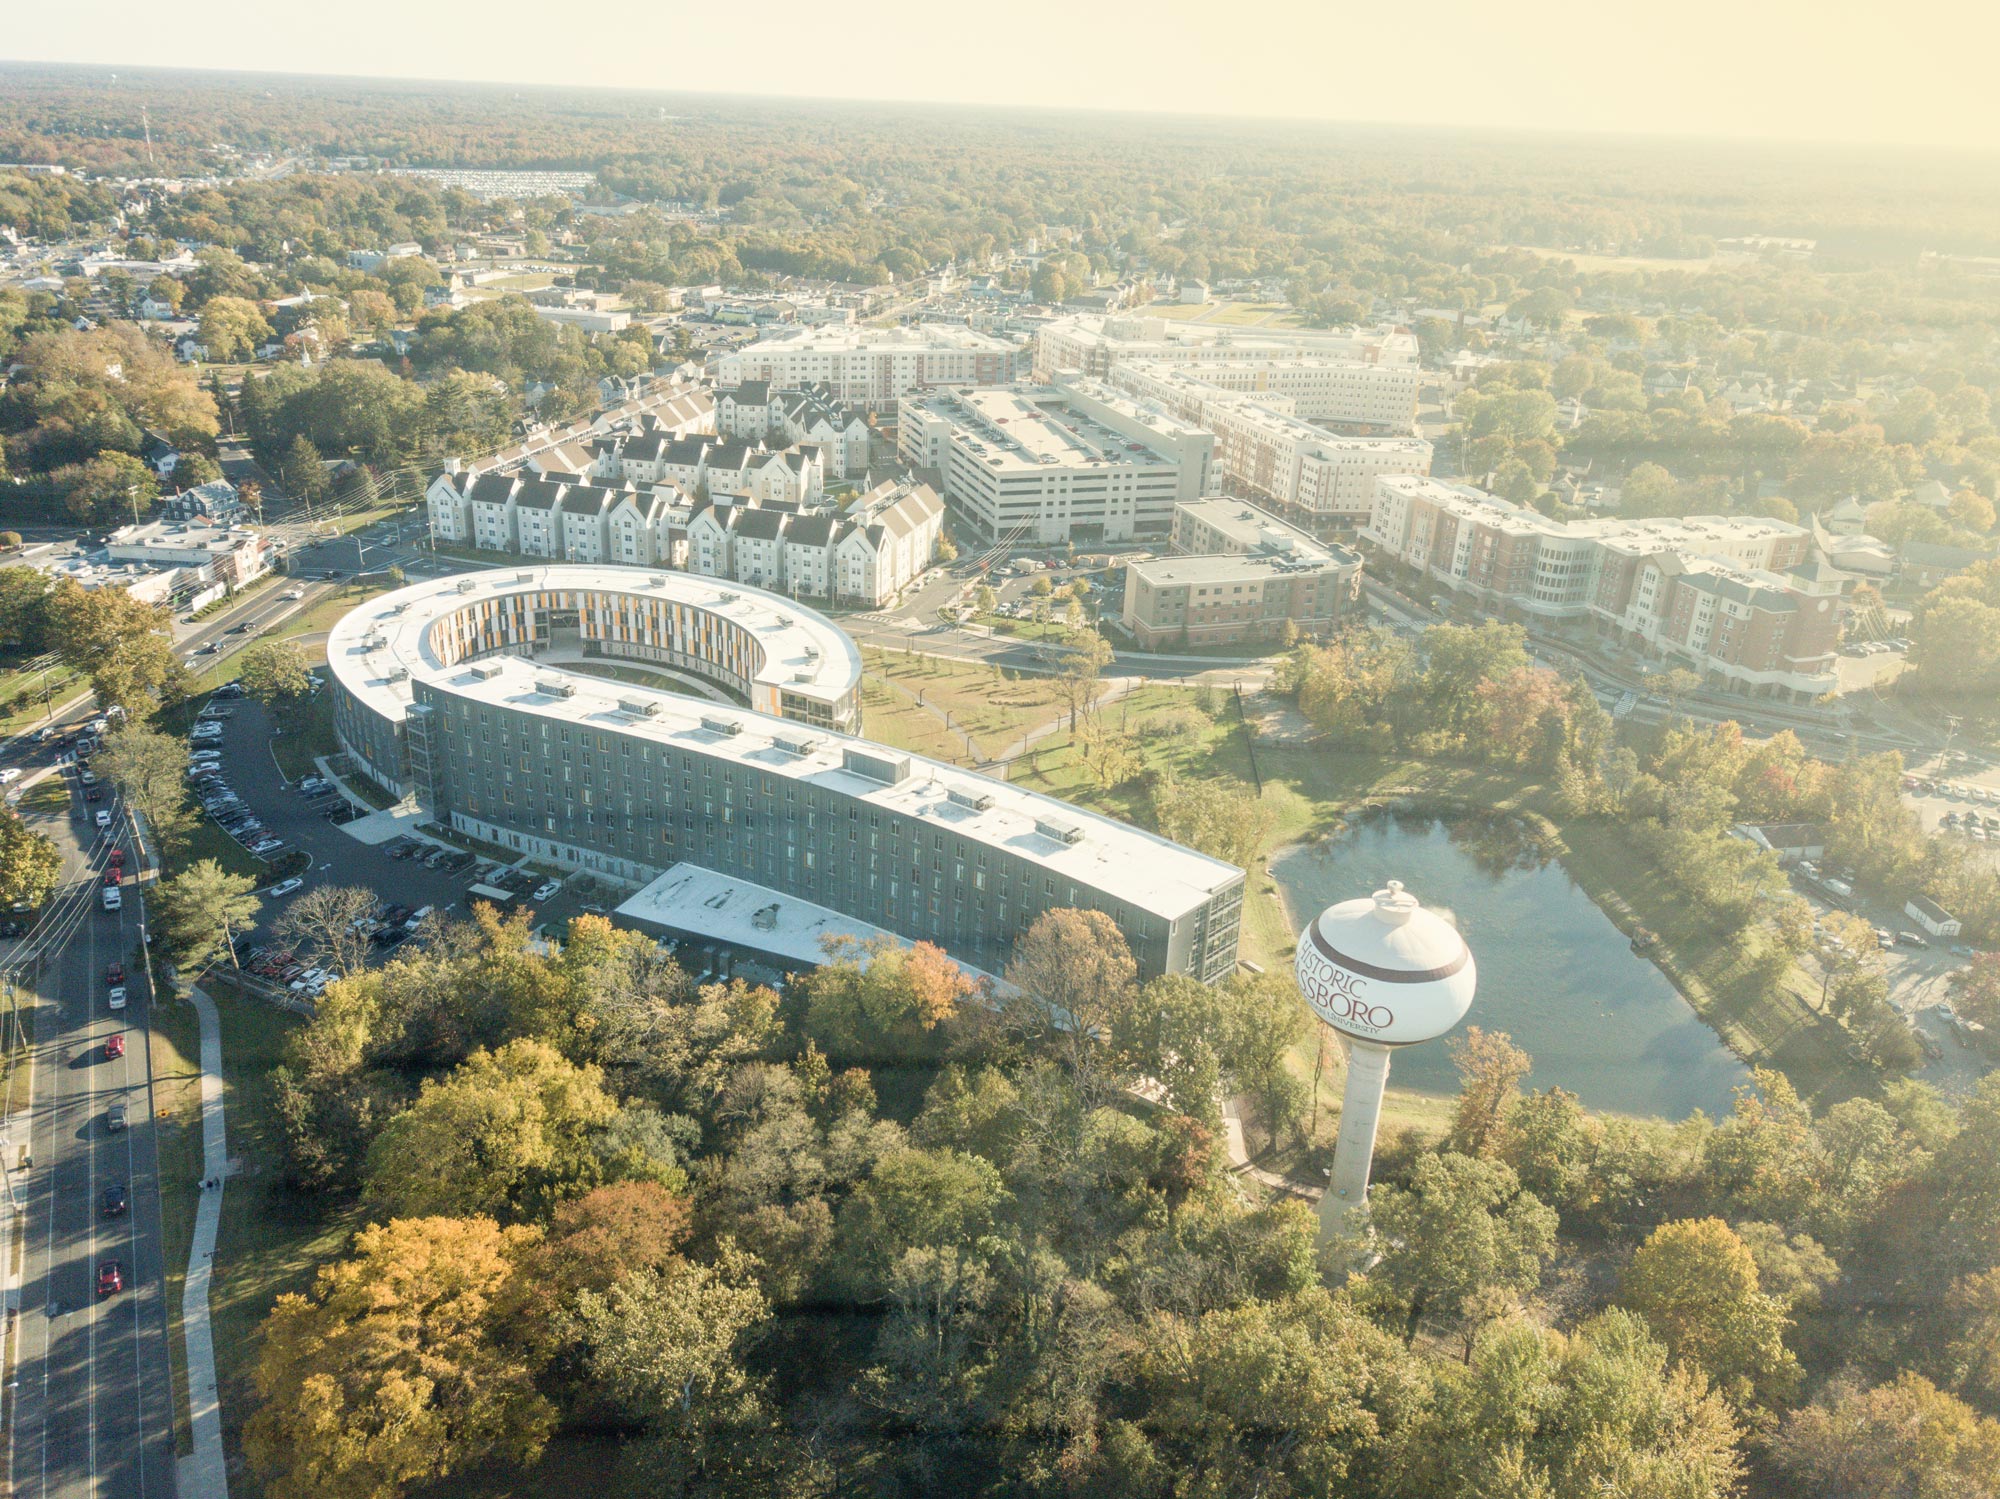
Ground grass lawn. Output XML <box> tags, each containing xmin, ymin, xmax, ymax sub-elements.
<box><xmin>863</xmin><ymin>647</ymin><xmax>1068</xmax><ymax>761</ymax></box>
<box><xmin>150</xmin><ymin>995</ymin><xmax>204</xmax><ymax>1455</ymax></box>
<box><xmin>178</xmin><ymin>981</ymin><xmax>364</xmax><ymax>1483</ymax></box>
<box><xmin>1506</xmin><ymin>245</ymin><xmax>1717</xmax><ymax>276</ymax></box>
<box><xmin>20</xmin><ymin>776</ymin><xmax>72</xmax><ymax>814</ymax></box>
<box><xmin>269</xmin><ymin>693</ymin><xmax>340</xmax><ymax>783</ymax></box>
<box><xmin>858</xmin><ymin>675</ymin><xmax>966</xmax><ymax>764</ymax></box>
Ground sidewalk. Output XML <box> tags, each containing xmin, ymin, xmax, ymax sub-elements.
<box><xmin>177</xmin><ymin>987</ymin><xmax>230</xmax><ymax>1499</ymax></box>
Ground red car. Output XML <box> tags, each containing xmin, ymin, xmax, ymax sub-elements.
<box><xmin>105</xmin><ymin>962</ymin><xmax>124</xmax><ymax>985</ymax></box>
<box><xmin>97</xmin><ymin>1261</ymin><xmax>122</xmax><ymax>1297</ymax></box>
<box><xmin>102</xmin><ymin>869</ymin><xmax>120</xmax><ymax>888</ymax></box>
<box><xmin>104</xmin><ymin>1034</ymin><xmax>124</xmax><ymax>1060</ymax></box>
<box><xmin>107</xmin><ymin>849</ymin><xmax>125</xmax><ymax>868</ymax></box>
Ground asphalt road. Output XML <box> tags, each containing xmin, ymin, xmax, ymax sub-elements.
<box><xmin>8</xmin><ymin>770</ymin><xmax>176</xmax><ymax>1498</ymax></box>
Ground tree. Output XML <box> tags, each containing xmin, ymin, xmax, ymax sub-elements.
<box><xmin>1620</xmin><ymin>1217</ymin><xmax>1798</xmax><ymax>1409</ymax></box>
<box><xmin>96</xmin><ymin>724</ymin><xmax>197</xmax><ymax>862</ymax></box>
<box><xmin>1389</xmin><ymin>1310</ymin><xmax>1744</xmax><ymax>1499</ymax></box>
<box><xmin>363</xmin><ymin>1039</ymin><xmax>621</xmax><ymax>1221</ymax></box>
<box><xmin>151</xmin><ymin>859</ymin><xmax>262</xmax><ymax>974</ymax></box>
<box><xmin>283</xmin><ymin>433</ymin><xmax>330</xmax><ymax>503</ymax></box>
<box><xmin>1769</xmin><ymin>1373</ymin><xmax>2000</xmax><ymax>1499</ymax></box>
<box><xmin>273</xmin><ymin>884</ymin><xmax>380</xmax><ymax>977</ymax></box>
<box><xmin>1149</xmin><ymin>773</ymin><xmax>1273</xmax><ymax>870</ymax></box>
<box><xmin>1116</xmin><ymin>1287</ymin><xmax>1404</xmax><ymax>1497</ymax></box>
<box><xmin>1947</xmin><ymin>1268</ymin><xmax>2000</xmax><ymax>1409</ymax></box>
<box><xmin>237</xmin><ymin>638</ymin><xmax>313</xmax><ymax>713</ymax></box>
<box><xmin>197</xmin><ymin>295</ymin><xmax>273</xmax><ymax>362</ymax></box>
<box><xmin>1620</xmin><ymin>461</ymin><xmax>1682</xmax><ymax>517</ymax></box>
<box><xmin>834</xmin><ymin>1145</ymin><xmax>1006</xmax><ymax>1295</ymax></box>
<box><xmin>1053</xmin><ymin>628</ymin><xmax>1114</xmax><ymax>731</ymax></box>
<box><xmin>562</xmin><ymin>1254</ymin><xmax>770</xmax><ymax>1485</ymax></box>
<box><xmin>1004</xmin><ymin>909</ymin><xmax>1139</xmax><ymax>1107</ymax></box>
<box><xmin>0</xmin><ymin>565</ymin><xmax>53</xmax><ymax>652</ymax></box>
<box><xmin>0</xmin><ymin>811</ymin><xmax>61</xmax><ymax>909</ymax></box>
<box><xmin>798</xmin><ymin>935</ymin><xmax>970</xmax><ymax>1060</ymax></box>
<box><xmin>1365</xmin><ymin>1152</ymin><xmax>1559</xmax><ymax>1353</ymax></box>
<box><xmin>56</xmin><ymin>451</ymin><xmax>156</xmax><ymax>526</ymax></box>
<box><xmin>1445</xmin><ymin>1027</ymin><xmax>1532</xmax><ymax>1158</ymax></box>
<box><xmin>45</xmin><ymin>577</ymin><xmax>183</xmax><ymax>712</ymax></box>
<box><xmin>244</xmin><ymin>1215</ymin><xmax>554</xmax><ymax>1499</ymax></box>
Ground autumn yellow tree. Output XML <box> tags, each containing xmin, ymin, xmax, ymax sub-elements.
<box><xmin>1621</xmin><ymin>1217</ymin><xmax>1799</xmax><ymax>1410</ymax></box>
<box><xmin>245</xmin><ymin>1215</ymin><xmax>554</xmax><ymax>1499</ymax></box>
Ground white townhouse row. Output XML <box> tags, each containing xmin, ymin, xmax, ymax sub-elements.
<box><xmin>711</xmin><ymin>324</ymin><xmax>1025</xmax><ymax>407</ymax></box>
<box><xmin>426</xmin><ymin>467</ymin><xmax>942</xmax><ymax>608</ymax></box>
<box><xmin>683</xmin><ymin>478</ymin><xmax>945</xmax><ymax>606</ymax></box>
<box><xmin>714</xmin><ymin>380</ymin><xmax>874</xmax><ymax>478</ymax></box>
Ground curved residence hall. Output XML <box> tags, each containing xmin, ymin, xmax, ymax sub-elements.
<box><xmin>327</xmin><ymin>566</ymin><xmax>1244</xmax><ymax>982</ymax></box>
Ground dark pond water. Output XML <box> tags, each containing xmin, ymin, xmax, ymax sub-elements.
<box><xmin>1272</xmin><ymin>811</ymin><xmax>1749</xmax><ymax>1119</ymax></box>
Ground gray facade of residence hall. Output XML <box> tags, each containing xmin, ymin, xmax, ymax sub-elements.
<box><xmin>407</xmin><ymin>685</ymin><xmax>1243</xmax><ymax>983</ymax></box>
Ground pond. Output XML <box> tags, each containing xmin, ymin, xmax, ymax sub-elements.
<box><xmin>1271</xmin><ymin>811</ymin><xmax>1749</xmax><ymax>1120</ymax></box>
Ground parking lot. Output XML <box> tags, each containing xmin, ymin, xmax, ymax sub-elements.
<box><xmin>198</xmin><ymin>699</ymin><xmax>595</xmax><ymax>974</ymax></box>
<box><xmin>1898</xmin><ymin>760</ymin><xmax>2000</xmax><ymax>863</ymax></box>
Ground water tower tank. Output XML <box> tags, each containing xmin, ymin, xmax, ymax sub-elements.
<box><xmin>1294</xmin><ymin>880</ymin><xmax>1476</xmax><ymax>1047</ymax></box>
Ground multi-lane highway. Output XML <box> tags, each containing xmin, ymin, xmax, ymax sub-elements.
<box><xmin>5</xmin><ymin>760</ymin><xmax>176</xmax><ymax>1497</ymax></box>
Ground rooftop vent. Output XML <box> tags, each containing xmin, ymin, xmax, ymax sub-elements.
<box><xmin>947</xmin><ymin>786</ymin><xmax>995</xmax><ymax>812</ymax></box>
<box><xmin>1034</xmin><ymin>816</ymin><xmax>1086</xmax><ymax>846</ymax></box>
<box><xmin>534</xmin><ymin>675</ymin><xmax>577</xmax><ymax>698</ymax></box>
<box><xmin>772</xmin><ymin>731</ymin><xmax>819</xmax><ymax>757</ymax></box>
<box><xmin>616</xmin><ymin>695</ymin><xmax>661</xmax><ymax>717</ymax></box>
<box><xmin>515</xmin><ymin>571</ymin><xmax>535</xmax><ymax>582</ymax></box>
<box><xmin>842</xmin><ymin>746</ymin><xmax>911</xmax><ymax>785</ymax></box>
<box><xmin>699</xmin><ymin>714</ymin><xmax>743</xmax><ymax>737</ymax></box>
<box><xmin>718</xmin><ymin>591</ymin><xmax>739</xmax><ymax>603</ymax></box>
<box><xmin>387</xmin><ymin>667</ymin><xmax>409</xmax><ymax>683</ymax></box>
<box><xmin>468</xmin><ymin>661</ymin><xmax>505</xmax><ymax>681</ymax></box>
<box><xmin>456</xmin><ymin>578</ymin><xmax>478</xmax><ymax>594</ymax></box>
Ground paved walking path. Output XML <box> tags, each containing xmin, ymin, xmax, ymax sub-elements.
<box><xmin>177</xmin><ymin>987</ymin><xmax>229</xmax><ymax>1499</ymax></box>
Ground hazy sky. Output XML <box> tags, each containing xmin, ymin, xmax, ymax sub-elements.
<box><xmin>7</xmin><ymin>0</ymin><xmax>1998</xmax><ymax>153</ymax></box>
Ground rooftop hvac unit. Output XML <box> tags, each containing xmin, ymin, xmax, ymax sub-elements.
<box><xmin>1034</xmin><ymin>817</ymin><xmax>1085</xmax><ymax>846</ymax></box>
<box><xmin>515</xmin><ymin>571</ymin><xmax>535</xmax><ymax>582</ymax></box>
<box><xmin>718</xmin><ymin>591</ymin><xmax>738</xmax><ymax>603</ymax></box>
<box><xmin>387</xmin><ymin>667</ymin><xmax>409</xmax><ymax>683</ymax></box>
<box><xmin>456</xmin><ymin>579</ymin><xmax>478</xmax><ymax>593</ymax></box>
<box><xmin>699</xmin><ymin>714</ymin><xmax>743</xmax><ymax>736</ymax></box>
<box><xmin>841</xmin><ymin>746</ymin><xmax>911</xmax><ymax>785</ymax></box>
<box><xmin>772</xmin><ymin>732</ymin><xmax>819</xmax><ymax>757</ymax></box>
<box><xmin>384</xmin><ymin>602</ymin><xmax>408</xmax><ymax>615</ymax></box>
<box><xmin>468</xmin><ymin>661</ymin><xmax>505</xmax><ymax>680</ymax></box>
<box><xmin>947</xmin><ymin>786</ymin><xmax>995</xmax><ymax>812</ymax></box>
<box><xmin>534</xmin><ymin>675</ymin><xmax>577</xmax><ymax>698</ymax></box>
<box><xmin>617</xmin><ymin>695</ymin><xmax>661</xmax><ymax>717</ymax></box>
<box><xmin>803</xmin><ymin>646</ymin><xmax>820</xmax><ymax>660</ymax></box>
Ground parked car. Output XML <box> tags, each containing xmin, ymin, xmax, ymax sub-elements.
<box><xmin>1898</xmin><ymin>931</ymin><xmax>1930</xmax><ymax>948</ymax></box>
<box><xmin>94</xmin><ymin>810</ymin><xmax>111</xmax><ymax>830</ymax></box>
<box><xmin>532</xmin><ymin>880</ymin><xmax>561</xmax><ymax>902</ymax></box>
<box><xmin>269</xmin><ymin>877</ymin><xmax>304</xmax><ymax>898</ymax></box>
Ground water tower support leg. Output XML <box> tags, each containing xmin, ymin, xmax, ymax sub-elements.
<box><xmin>1319</xmin><ymin>1038</ymin><xmax>1391</xmax><ymax>1243</ymax></box>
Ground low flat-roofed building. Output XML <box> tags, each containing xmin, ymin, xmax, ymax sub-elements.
<box><xmin>1123</xmin><ymin>498</ymin><xmax>1361</xmax><ymax>649</ymax></box>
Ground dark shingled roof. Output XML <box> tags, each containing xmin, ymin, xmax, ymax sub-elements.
<box><xmin>514</xmin><ymin>480</ymin><xmax>567</xmax><ymax>511</ymax></box>
<box><xmin>468</xmin><ymin>472</ymin><xmax>518</xmax><ymax>505</ymax></box>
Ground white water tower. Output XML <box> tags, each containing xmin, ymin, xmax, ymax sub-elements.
<box><xmin>1295</xmin><ymin>880</ymin><xmax>1476</xmax><ymax>1241</ymax></box>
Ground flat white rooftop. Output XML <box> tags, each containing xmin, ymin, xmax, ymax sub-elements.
<box><xmin>432</xmin><ymin>652</ymin><xmax>1239</xmax><ymax>921</ymax></box>
<box><xmin>616</xmin><ymin>862</ymin><xmax>1002</xmax><ymax>985</ymax></box>
<box><xmin>324</xmin><ymin>565</ymin><xmax>864</xmax><ymax>725</ymax></box>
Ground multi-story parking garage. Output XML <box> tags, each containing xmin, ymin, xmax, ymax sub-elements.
<box><xmin>326</xmin><ymin>566</ymin><xmax>1244</xmax><ymax>982</ymax></box>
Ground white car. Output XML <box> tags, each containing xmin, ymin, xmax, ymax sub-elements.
<box><xmin>282</xmin><ymin>588</ymin><xmax>305</xmax><ymax>600</ymax></box>
<box><xmin>269</xmin><ymin>878</ymin><xmax>304</xmax><ymax>898</ymax></box>
<box><xmin>94</xmin><ymin>811</ymin><xmax>111</xmax><ymax>830</ymax></box>
<box><xmin>108</xmin><ymin>986</ymin><xmax>127</xmax><ymax>1010</ymax></box>
<box><xmin>0</xmin><ymin>768</ymin><xmax>20</xmax><ymax>785</ymax></box>
<box><xmin>531</xmin><ymin>880</ymin><xmax>561</xmax><ymax>902</ymax></box>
